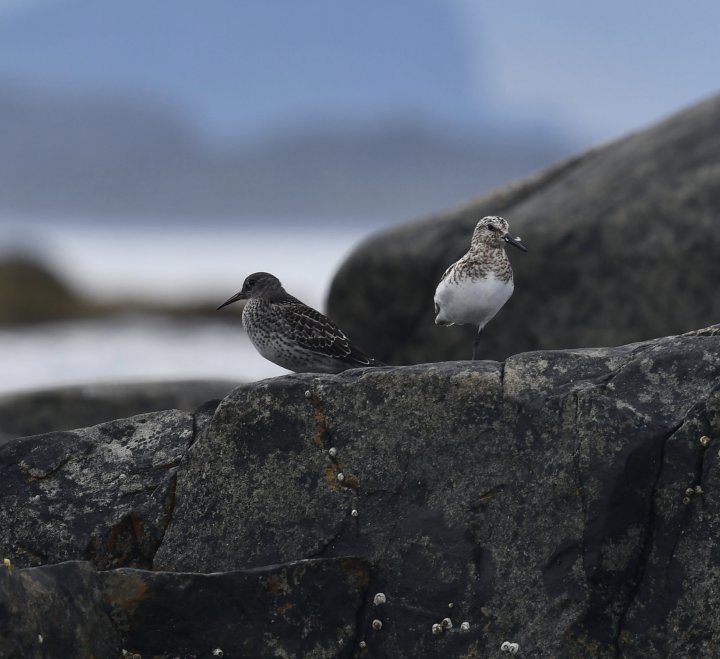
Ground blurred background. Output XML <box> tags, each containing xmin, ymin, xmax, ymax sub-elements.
<box><xmin>2</xmin><ymin>0</ymin><xmax>719</xmax><ymax>393</ymax></box>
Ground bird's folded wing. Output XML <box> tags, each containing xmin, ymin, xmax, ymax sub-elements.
<box><xmin>282</xmin><ymin>301</ymin><xmax>372</xmax><ymax>364</ymax></box>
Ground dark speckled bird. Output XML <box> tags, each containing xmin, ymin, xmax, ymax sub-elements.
<box><xmin>218</xmin><ymin>272</ymin><xmax>384</xmax><ymax>374</ymax></box>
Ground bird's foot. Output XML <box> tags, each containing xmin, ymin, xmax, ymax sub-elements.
<box><xmin>472</xmin><ymin>333</ymin><xmax>481</xmax><ymax>360</ymax></box>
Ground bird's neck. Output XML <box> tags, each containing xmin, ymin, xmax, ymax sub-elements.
<box><xmin>252</xmin><ymin>288</ymin><xmax>292</xmax><ymax>304</ymax></box>
<box><xmin>464</xmin><ymin>243</ymin><xmax>512</xmax><ymax>281</ymax></box>
<box><xmin>468</xmin><ymin>241</ymin><xmax>507</xmax><ymax>260</ymax></box>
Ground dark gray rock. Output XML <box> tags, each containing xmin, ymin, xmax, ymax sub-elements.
<box><xmin>0</xmin><ymin>558</ymin><xmax>368</xmax><ymax>659</ymax></box>
<box><xmin>0</xmin><ymin>561</ymin><xmax>120</xmax><ymax>659</ymax></box>
<box><xmin>102</xmin><ymin>557</ymin><xmax>370</xmax><ymax>658</ymax></box>
<box><xmin>327</xmin><ymin>95</ymin><xmax>720</xmax><ymax>365</ymax></box>
<box><xmin>0</xmin><ymin>408</ymin><xmax>203</xmax><ymax>568</ymax></box>
<box><xmin>155</xmin><ymin>326</ymin><xmax>720</xmax><ymax>657</ymax></box>
<box><xmin>0</xmin><ymin>379</ymin><xmax>237</xmax><ymax>442</ymax></box>
<box><xmin>2</xmin><ymin>328</ymin><xmax>720</xmax><ymax>656</ymax></box>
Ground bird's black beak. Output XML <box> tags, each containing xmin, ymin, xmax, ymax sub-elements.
<box><xmin>503</xmin><ymin>233</ymin><xmax>527</xmax><ymax>252</ymax></box>
<box><xmin>217</xmin><ymin>291</ymin><xmax>246</xmax><ymax>310</ymax></box>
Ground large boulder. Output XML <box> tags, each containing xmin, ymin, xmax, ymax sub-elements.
<box><xmin>2</xmin><ymin>326</ymin><xmax>720</xmax><ymax>656</ymax></box>
<box><xmin>327</xmin><ymin>95</ymin><xmax>720</xmax><ymax>365</ymax></box>
<box><xmin>155</xmin><ymin>326</ymin><xmax>720</xmax><ymax>658</ymax></box>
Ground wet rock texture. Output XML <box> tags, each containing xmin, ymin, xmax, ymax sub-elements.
<box><xmin>327</xmin><ymin>95</ymin><xmax>720</xmax><ymax>365</ymax></box>
<box><xmin>2</xmin><ymin>327</ymin><xmax>720</xmax><ymax>657</ymax></box>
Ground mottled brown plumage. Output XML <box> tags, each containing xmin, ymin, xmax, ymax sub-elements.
<box><xmin>218</xmin><ymin>272</ymin><xmax>383</xmax><ymax>374</ymax></box>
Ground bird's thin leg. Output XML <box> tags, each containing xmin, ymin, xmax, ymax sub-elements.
<box><xmin>472</xmin><ymin>327</ymin><xmax>482</xmax><ymax>360</ymax></box>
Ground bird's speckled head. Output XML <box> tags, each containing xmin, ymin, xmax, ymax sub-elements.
<box><xmin>217</xmin><ymin>272</ymin><xmax>285</xmax><ymax>309</ymax></box>
<box><xmin>471</xmin><ymin>216</ymin><xmax>527</xmax><ymax>252</ymax></box>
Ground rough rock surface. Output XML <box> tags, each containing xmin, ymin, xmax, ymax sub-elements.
<box><xmin>0</xmin><ymin>379</ymin><xmax>237</xmax><ymax>442</ymax></box>
<box><xmin>154</xmin><ymin>325</ymin><xmax>720</xmax><ymax>658</ymax></box>
<box><xmin>0</xmin><ymin>404</ymin><xmax>217</xmax><ymax>568</ymax></box>
<box><xmin>102</xmin><ymin>557</ymin><xmax>370</xmax><ymax>658</ymax></box>
<box><xmin>0</xmin><ymin>557</ymin><xmax>368</xmax><ymax>659</ymax></box>
<box><xmin>0</xmin><ymin>561</ymin><xmax>120</xmax><ymax>659</ymax></box>
<box><xmin>2</xmin><ymin>327</ymin><xmax>720</xmax><ymax>657</ymax></box>
<box><xmin>327</xmin><ymin>95</ymin><xmax>720</xmax><ymax>365</ymax></box>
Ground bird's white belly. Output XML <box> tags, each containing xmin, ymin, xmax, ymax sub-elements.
<box><xmin>434</xmin><ymin>273</ymin><xmax>513</xmax><ymax>328</ymax></box>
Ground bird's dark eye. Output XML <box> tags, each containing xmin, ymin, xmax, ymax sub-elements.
<box><xmin>247</xmin><ymin>278</ymin><xmax>256</xmax><ymax>286</ymax></box>
<box><xmin>488</xmin><ymin>224</ymin><xmax>497</xmax><ymax>231</ymax></box>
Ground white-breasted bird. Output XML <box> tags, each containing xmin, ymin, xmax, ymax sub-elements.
<box><xmin>433</xmin><ymin>216</ymin><xmax>527</xmax><ymax>359</ymax></box>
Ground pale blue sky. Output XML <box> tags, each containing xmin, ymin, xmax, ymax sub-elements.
<box><xmin>0</xmin><ymin>0</ymin><xmax>718</xmax><ymax>146</ymax></box>
<box><xmin>465</xmin><ymin>2</ymin><xmax>720</xmax><ymax>142</ymax></box>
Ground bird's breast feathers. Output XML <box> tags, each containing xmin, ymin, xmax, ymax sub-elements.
<box><xmin>434</xmin><ymin>271</ymin><xmax>513</xmax><ymax>327</ymax></box>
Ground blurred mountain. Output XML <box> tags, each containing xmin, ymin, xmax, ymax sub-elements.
<box><xmin>0</xmin><ymin>82</ymin><xmax>577</xmax><ymax>222</ymax></box>
<box><xmin>0</xmin><ymin>1</ymin><xmax>493</xmax><ymax>137</ymax></box>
